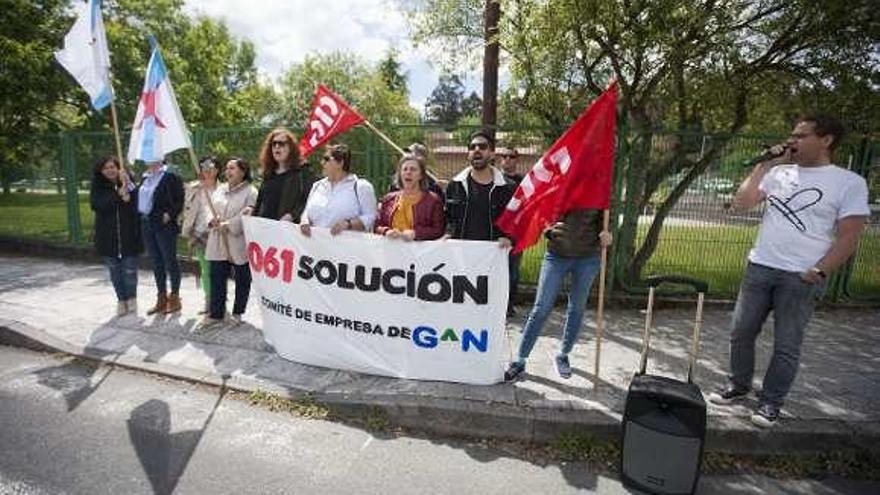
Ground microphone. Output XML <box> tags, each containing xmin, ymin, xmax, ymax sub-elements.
<box><xmin>744</xmin><ymin>144</ymin><xmax>788</xmax><ymax>167</ymax></box>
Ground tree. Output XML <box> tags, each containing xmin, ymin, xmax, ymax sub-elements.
<box><xmin>278</xmin><ymin>51</ymin><xmax>419</xmax><ymax>127</ymax></box>
<box><xmin>424</xmin><ymin>74</ymin><xmax>466</xmax><ymax>125</ymax></box>
<box><xmin>0</xmin><ymin>0</ymin><xmax>71</xmax><ymax>194</ymax></box>
<box><xmin>462</xmin><ymin>91</ymin><xmax>483</xmax><ymax>119</ymax></box>
<box><xmin>378</xmin><ymin>49</ymin><xmax>409</xmax><ymax>96</ymax></box>
<box><xmin>482</xmin><ymin>0</ymin><xmax>501</xmax><ymax>137</ymax></box>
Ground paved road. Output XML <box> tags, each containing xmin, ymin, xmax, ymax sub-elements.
<box><xmin>1</xmin><ymin>345</ymin><xmax>876</xmax><ymax>495</ymax></box>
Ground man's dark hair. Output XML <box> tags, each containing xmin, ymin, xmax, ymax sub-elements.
<box><xmin>800</xmin><ymin>114</ymin><xmax>846</xmax><ymax>152</ymax></box>
<box><xmin>469</xmin><ymin>130</ymin><xmax>495</xmax><ymax>149</ymax></box>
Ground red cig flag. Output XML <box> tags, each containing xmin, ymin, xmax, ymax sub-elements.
<box><xmin>497</xmin><ymin>81</ymin><xmax>618</xmax><ymax>254</ymax></box>
<box><xmin>298</xmin><ymin>84</ymin><xmax>366</xmax><ymax>158</ymax></box>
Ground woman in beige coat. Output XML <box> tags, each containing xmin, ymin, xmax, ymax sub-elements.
<box><xmin>198</xmin><ymin>158</ymin><xmax>258</xmax><ymax>330</ymax></box>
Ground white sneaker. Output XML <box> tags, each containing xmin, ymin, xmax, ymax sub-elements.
<box><xmin>126</xmin><ymin>298</ymin><xmax>138</xmax><ymax>315</ymax></box>
<box><xmin>229</xmin><ymin>314</ymin><xmax>244</xmax><ymax>326</ymax></box>
<box><xmin>116</xmin><ymin>301</ymin><xmax>128</xmax><ymax>317</ymax></box>
<box><xmin>194</xmin><ymin>317</ymin><xmax>224</xmax><ymax>333</ymax></box>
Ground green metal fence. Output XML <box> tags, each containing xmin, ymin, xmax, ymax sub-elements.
<box><xmin>1</xmin><ymin>125</ymin><xmax>877</xmax><ymax>301</ymax></box>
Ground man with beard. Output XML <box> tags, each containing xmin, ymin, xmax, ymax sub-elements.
<box><xmin>708</xmin><ymin>115</ymin><xmax>869</xmax><ymax>428</ymax></box>
<box><xmin>445</xmin><ymin>131</ymin><xmax>516</xmax><ymax>297</ymax></box>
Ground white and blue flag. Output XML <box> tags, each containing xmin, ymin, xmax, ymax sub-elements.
<box><xmin>54</xmin><ymin>0</ymin><xmax>113</xmax><ymax>110</ymax></box>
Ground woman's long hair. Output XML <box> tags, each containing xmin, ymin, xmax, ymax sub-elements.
<box><xmin>259</xmin><ymin>127</ymin><xmax>300</xmax><ymax>181</ymax></box>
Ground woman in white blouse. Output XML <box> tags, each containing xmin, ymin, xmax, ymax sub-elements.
<box><xmin>300</xmin><ymin>144</ymin><xmax>378</xmax><ymax>236</ymax></box>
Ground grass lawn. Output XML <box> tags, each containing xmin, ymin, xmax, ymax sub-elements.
<box><xmin>2</xmin><ymin>192</ymin><xmax>878</xmax><ymax>300</ymax></box>
<box><xmin>0</xmin><ymin>192</ymin><xmax>93</xmax><ymax>243</ymax></box>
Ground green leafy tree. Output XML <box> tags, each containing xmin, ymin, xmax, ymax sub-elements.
<box><xmin>0</xmin><ymin>0</ymin><xmax>72</xmax><ymax>193</ymax></box>
<box><xmin>278</xmin><ymin>51</ymin><xmax>418</xmax><ymax>127</ymax></box>
<box><xmin>378</xmin><ymin>49</ymin><xmax>409</xmax><ymax>96</ymax></box>
<box><xmin>424</xmin><ymin>73</ymin><xmax>466</xmax><ymax>125</ymax></box>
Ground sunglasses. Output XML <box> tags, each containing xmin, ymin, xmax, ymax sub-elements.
<box><xmin>321</xmin><ymin>155</ymin><xmax>333</xmax><ymax>162</ymax></box>
<box><xmin>468</xmin><ymin>142</ymin><xmax>489</xmax><ymax>151</ymax></box>
<box><xmin>271</xmin><ymin>140</ymin><xmax>289</xmax><ymax>148</ymax></box>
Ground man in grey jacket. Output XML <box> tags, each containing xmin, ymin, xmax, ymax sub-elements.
<box><xmin>504</xmin><ymin>208</ymin><xmax>612</xmax><ymax>381</ymax></box>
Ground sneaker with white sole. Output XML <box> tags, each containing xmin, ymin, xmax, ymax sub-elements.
<box><xmin>750</xmin><ymin>403</ymin><xmax>780</xmax><ymax>428</ymax></box>
<box><xmin>194</xmin><ymin>317</ymin><xmax>224</xmax><ymax>333</ymax></box>
<box><xmin>708</xmin><ymin>385</ymin><xmax>750</xmax><ymax>405</ymax></box>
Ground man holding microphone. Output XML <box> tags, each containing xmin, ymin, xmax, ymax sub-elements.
<box><xmin>709</xmin><ymin>115</ymin><xmax>870</xmax><ymax>427</ymax></box>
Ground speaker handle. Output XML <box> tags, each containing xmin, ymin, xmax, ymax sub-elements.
<box><xmin>639</xmin><ymin>275</ymin><xmax>708</xmax><ymax>382</ymax></box>
<box><xmin>638</xmin><ymin>286</ymin><xmax>655</xmax><ymax>375</ymax></box>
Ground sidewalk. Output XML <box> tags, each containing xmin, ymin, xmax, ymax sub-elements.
<box><xmin>1</xmin><ymin>253</ymin><xmax>878</xmax><ymax>454</ymax></box>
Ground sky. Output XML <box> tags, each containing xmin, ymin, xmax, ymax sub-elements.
<box><xmin>182</xmin><ymin>0</ymin><xmax>481</xmax><ymax>113</ymax></box>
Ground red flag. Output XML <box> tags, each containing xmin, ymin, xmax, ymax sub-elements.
<box><xmin>497</xmin><ymin>82</ymin><xmax>618</xmax><ymax>254</ymax></box>
<box><xmin>298</xmin><ymin>84</ymin><xmax>366</xmax><ymax>158</ymax></box>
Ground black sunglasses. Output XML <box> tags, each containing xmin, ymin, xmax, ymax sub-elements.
<box><xmin>271</xmin><ymin>140</ymin><xmax>289</xmax><ymax>148</ymax></box>
<box><xmin>468</xmin><ymin>142</ymin><xmax>489</xmax><ymax>151</ymax></box>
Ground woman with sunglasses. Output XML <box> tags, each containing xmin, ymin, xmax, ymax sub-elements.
<box><xmin>375</xmin><ymin>154</ymin><xmax>445</xmax><ymax>241</ymax></box>
<box><xmin>181</xmin><ymin>156</ymin><xmax>220</xmax><ymax>314</ymax></box>
<box><xmin>249</xmin><ymin>128</ymin><xmax>314</xmax><ymax>222</ymax></box>
<box><xmin>198</xmin><ymin>158</ymin><xmax>258</xmax><ymax>331</ymax></box>
<box><xmin>300</xmin><ymin>144</ymin><xmax>378</xmax><ymax>236</ymax></box>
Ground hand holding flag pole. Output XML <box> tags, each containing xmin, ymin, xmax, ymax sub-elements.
<box><xmin>496</xmin><ymin>81</ymin><xmax>619</xmax><ymax>390</ymax></box>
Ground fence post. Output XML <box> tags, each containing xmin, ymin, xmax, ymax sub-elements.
<box><xmin>61</xmin><ymin>131</ymin><xmax>82</xmax><ymax>244</ymax></box>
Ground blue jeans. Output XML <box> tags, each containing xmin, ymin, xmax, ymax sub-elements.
<box><xmin>729</xmin><ymin>262</ymin><xmax>824</xmax><ymax>407</ymax></box>
<box><xmin>209</xmin><ymin>260</ymin><xmax>252</xmax><ymax>319</ymax></box>
<box><xmin>516</xmin><ymin>252</ymin><xmax>601</xmax><ymax>362</ymax></box>
<box><xmin>103</xmin><ymin>255</ymin><xmax>138</xmax><ymax>301</ymax></box>
<box><xmin>141</xmin><ymin>218</ymin><xmax>181</xmax><ymax>295</ymax></box>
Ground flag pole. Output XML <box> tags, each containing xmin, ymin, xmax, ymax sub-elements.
<box><xmin>361</xmin><ymin>119</ymin><xmax>440</xmax><ymax>182</ymax></box>
<box><xmin>362</xmin><ymin>119</ymin><xmax>405</xmax><ymax>155</ymax></box>
<box><xmin>108</xmin><ymin>95</ymin><xmax>130</xmax><ymax>187</ymax></box>
<box><xmin>593</xmin><ymin>208</ymin><xmax>611</xmax><ymax>393</ymax></box>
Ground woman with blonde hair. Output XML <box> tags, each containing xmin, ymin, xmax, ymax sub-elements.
<box><xmin>375</xmin><ymin>154</ymin><xmax>445</xmax><ymax>241</ymax></box>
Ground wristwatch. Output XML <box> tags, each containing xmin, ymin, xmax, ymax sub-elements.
<box><xmin>810</xmin><ymin>267</ymin><xmax>827</xmax><ymax>279</ymax></box>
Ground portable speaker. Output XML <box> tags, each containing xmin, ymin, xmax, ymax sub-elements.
<box><xmin>620</xmin><ymin>375</ymin><xmax>706</xmax><ymax>494</ymax></box>
<box><xmin>620</xmin><ymin>275</ymin><xmax>709</xmax><ymax>495</ymax></box>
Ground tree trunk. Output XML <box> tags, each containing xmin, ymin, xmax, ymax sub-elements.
<box><xmin>482</xmin><ymin>0</ymin><xmax>500</xmax><ymax>139</ymax></box>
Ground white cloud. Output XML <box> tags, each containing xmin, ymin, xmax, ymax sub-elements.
<box><xmin>182</xmin><ymin>0</ymin><xmax>482</xmax><ymax>114</ymax></box>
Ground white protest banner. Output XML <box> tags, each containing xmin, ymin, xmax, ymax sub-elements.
<box><xmin>243</xmin><ymin>217</ymin><xmax>510</xmax><ymax>385</ymax></box>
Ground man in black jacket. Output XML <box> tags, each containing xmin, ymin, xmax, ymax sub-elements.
<box><xmin>445</xmin><ymin>131</ymin><xmax>516</xmax><ymax>244</ymax></box>
<box><xmin>138</xmin><ymin>159</ymin><xmax>185</xmax><ymax>314</ymax></box>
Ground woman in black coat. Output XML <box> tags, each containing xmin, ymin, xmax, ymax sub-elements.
<box><xmin>90</xmin><ymin>156</ymin><xmax>142</xmax><ymax>316</ymax></box>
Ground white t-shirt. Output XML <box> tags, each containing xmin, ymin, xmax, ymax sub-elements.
<box><xmin>749</xmin><ymin>164</ymin><xmax>870</xmax><ymax>272</ymax></box>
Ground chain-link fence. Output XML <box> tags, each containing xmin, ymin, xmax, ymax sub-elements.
<box><xmin>1</xmin><ymin>125</ymin><xmax>877</xmax><ymax>301</ymax></box>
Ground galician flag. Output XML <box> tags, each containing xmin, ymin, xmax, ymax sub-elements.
<box><xmin>127</xmin><ymin>39</ymin><xmax>190</xmax><ymax>164</ymax></box>
<box><xmin>54</xmin><ymin>0</ymin><xmax>113</xmax><ymax>110</ymax></box>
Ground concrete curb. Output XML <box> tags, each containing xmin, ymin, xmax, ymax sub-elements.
<box><xmin>2</xmin><ymin>319</ymin><xmax>877</xmax><ymax>455</ymax></box>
